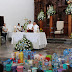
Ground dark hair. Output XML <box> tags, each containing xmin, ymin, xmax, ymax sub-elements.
<box><xmin>0</xmin><ymin>64</ymin><xmax>3</xmax><ymax>72</ymax></box>
<box><xmin>18</xmin><ymin>23</ymin><xmax>20</xmax><ymax>25</ymax></box>
<box><xmin>34</xmin><ymin>21</ymin><xmax>36</xmax><ymax>23</ymax></box>
<box><xmin>29</xmin><ymin>20</ymin><xmax>31</xmax><ymax>22</ymax></box>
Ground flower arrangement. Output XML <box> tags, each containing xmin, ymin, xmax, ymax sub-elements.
<box><xmin>47</xmin><ymin>5</ymin><xmax>56</xmax><ymax>16</ymax></box>
<box><xmin>15</xmin><ymin>35</ymin><xmax>33</xmax><ymax>51</ymax></box>
<box><xmin>37</xmin><ymin>10</ymin><xmax>45</xmax><ymax>21</ymax></box>
<box><xmin>23</xmin><ymin>21</ymin><xmax>28</xmax><ymax>31</ymax></box>
<box><xmin>65</xmin><ymin>3</ymin><xmax>72</xmax><ymax>15</ymax></box>
<box><xmin>40</xmin><ymin>28</ymin><xmax>43</xmax><ymax>32</ymax></box>
<box><xmin>70</xmin><ymin>33</ymin><xmax>72</xmax><ymax>38</ymax></box>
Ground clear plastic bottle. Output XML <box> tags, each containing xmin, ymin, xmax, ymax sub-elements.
<box><xmin>23</xmin><ymin>64</ymin><xmax>29</xmax><ymax>72</ymax></box>
<box><xmin>26</xmin><ymin>49</ymin><xmax>28</xmax><ymax>59</ymax></box>
<box><xmin>23</xmin><ymin>49</ymin><xmax>26</xmax><ymax>59</ymax></box>
<box><xmin>28</xmin><ymin>50</ymin><xmax>31</xmax><ymax>60</ymax></box>
<box><xmin>31</xmin><ymin>52</ymin><xmax>34</xmax><ymax>60</ymax></box>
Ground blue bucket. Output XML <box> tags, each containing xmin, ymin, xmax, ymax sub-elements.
<box><xmin>11</xmin><ymin>66</ymin><xmax>17</xmax><ymax>72</ymax></box>
<box><xmin>6</xmin><ymin>63</ymin><xmax>12</xmax><ymax>71</ymax></box>
<box><xmin>2</xmin><ymin>61</ymin><xmax>7</xmax><ymax>70</ymax></box>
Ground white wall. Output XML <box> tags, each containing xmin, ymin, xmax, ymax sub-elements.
<box><xmin>0</xmin><ymin>0</ymin><xmax>34</xmax><ymax>32</ymax></box>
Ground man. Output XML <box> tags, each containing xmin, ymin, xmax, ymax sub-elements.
<box><xmin>27</xmin><ymin>20</ymin><xmax>33</xmax><ymax>30</ymax></box>
<box><xmin>33</xmin><ymin>21</ymin><xmax>39</xmax><ymax>32</ymax></box>
<box><xmin>2</xmin><ymin>23</ymin><xmax>8</xmax><ymax>41</ymax></box>
<box><xmin>17</xmin><ymin>23</ymin><xmax>21</xmax><ymax>32</ymax></box>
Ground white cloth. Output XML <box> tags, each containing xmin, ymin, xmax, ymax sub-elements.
<box><xmin>27</xmin><ymin>24</ymin><xmax>33</xmax><ymax>30</ymax></box>
<box><xmin>33</xmin><ymin>24</ymin><xmax>39</xmax><ymax>32</ymax></box>
<box><xmin>16</xmin><ymin>26</ymin><xmax>21</xmax><ymax>32</ymax></box>
<box><xmin>2</xmin><ymin>26</ymin><xmax>8</xmax><ymax>33</ymax></box>
<box><xmin>7</xmin><ymin>32</ymin><xmax>47</xmax><ymax>49</ymax></box>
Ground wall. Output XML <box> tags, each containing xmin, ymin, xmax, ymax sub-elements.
<box><xmin>0</xmin><ymin>0</ymin><xmax>34</xmax><ymax>32</ymax></box>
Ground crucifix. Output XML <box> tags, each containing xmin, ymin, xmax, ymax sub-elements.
<box><xmin>24</xmin><ymin>18</ymin><xmax>28</xmax><ymax>23</ymax></box>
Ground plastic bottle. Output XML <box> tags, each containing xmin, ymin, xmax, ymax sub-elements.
<box><xmin>19</xmin><ymin>50</ymin><xmax>23</xmax><ymax>63</ymax></box>
<box><xmin>31</xmin><ymin>52</ymin><xmax>34</xmax><ymax>60</ymax></box>
<box><xmin>23</xmin><ymin>49</ymin><xmax>26</xmax><ymax>59</ymax></box>
<box><xmin>28</xmin><ymin>50</ymin><xmax>31</xmax><ymax>60</ymax></box>
<box><xmin>26</xmin><ymin>49</ymin><xmax>28</xmax><ymax>59</ymax></box>
<box><xmin>23</xmin><ymin>64</ymin><xmax>29</xmax><ymax>72</ymax></box>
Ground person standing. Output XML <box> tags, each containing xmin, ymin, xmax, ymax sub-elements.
<box><xmin>33</xmin><ymin>21</ymin><xmax>39</xmax><ymax>32</ymax></box>
<box><xmin>17</xmin><ymin>23</ymin><xmax>21</xmax><ymax>32</ymax></box>
<box><xmin>2</xmin><ymin>23</ymin><xmax>8</xmax><ymax>41</ymax></box>
<box><xmin>27</xmin><ymin>20</ymin><xmax>33</xmax><ymax>30</ymax></box>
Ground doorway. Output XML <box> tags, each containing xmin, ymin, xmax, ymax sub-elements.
<box><xmin>0</xmin><ymin>16</ymin><xmax>4</xmax><ymax>36</ymax></box>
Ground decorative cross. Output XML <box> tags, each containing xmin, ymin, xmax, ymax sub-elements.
<box><xmin>24</xmin><ymin>18</ymin><xmax>28</xmax><ymax>23</ymax></box>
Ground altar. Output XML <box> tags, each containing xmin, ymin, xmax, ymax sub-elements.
<box><xmin>7</xmin><ymin>32</ymin><xmax>47</xmax><ymax>49</ymax></box>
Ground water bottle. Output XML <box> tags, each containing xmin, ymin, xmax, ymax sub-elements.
<box><xmin>31</xmin><ymin>52</ymin><xmax>34</xmax><ymax>60</ymax></box>
<box><xmin>26</xmin><ymin>49</ymin><xmax>28</xmax><ymax>59</ymax></box>
<box><xmin>23</xmin><ymin>49</ymin><xmax>26</xmax><ymax>59</ymax></box>
<box><xmin>23</xmin><ymin>64</ymin><xmax>29</xmax><ymax>72</ymax></box>
<box><xmin>63</xmin><ymin>49</ymin><xmax>69</xmax><ymax>56</ymax></box>
<box><xmin>28</xmin><ymin>50</ymin><xmax>31</xmax><ymax>60</ymax></box>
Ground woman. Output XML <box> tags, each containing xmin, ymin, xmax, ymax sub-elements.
<box><xmin>2</xmin><ymin>23</ymin><xmax>8</xmax><ymax>41</ymax></box>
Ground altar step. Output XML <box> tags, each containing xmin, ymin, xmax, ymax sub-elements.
<box><xmin>47</xmin><ymin>38</ymin><xmax>72</xmax><ymax>44</ymax></box>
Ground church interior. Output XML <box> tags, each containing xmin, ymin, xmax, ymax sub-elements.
<box><xmin>0</xmin><ymin>0</ymin><xmax>72</xmax><ymax>72</ymax></box>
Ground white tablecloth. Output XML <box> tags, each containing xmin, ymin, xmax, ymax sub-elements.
<box><xmin>7</xmin><ymin>32</ymin><xmax>47</xmax><ymax>49</ymax></box>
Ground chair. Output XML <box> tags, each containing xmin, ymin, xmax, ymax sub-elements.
<box><xmin>54</xmin><ymin>21</ymin><xmax>64</xmax><ymax>37</ymax></box>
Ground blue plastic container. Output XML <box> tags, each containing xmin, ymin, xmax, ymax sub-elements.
<box><xmin>11</xmin><ymin>66</ymin><xmax>17</xmax><ymax>72</ymax></box>
<box><xmin>6</xmin><ymin>63</ymin><xmax>12</xmax><ymax>71</ymax></box>
<box><xmin>2</xmin><ymin>61</ymin><xmax>7</xmax><ymax>70</ymax></box>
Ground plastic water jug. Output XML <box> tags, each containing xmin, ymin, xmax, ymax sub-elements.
<box><xmin>32</xmin><ymin>67</ymin><xmax>38</xmax><ymax>72</ymax></box>
<box><xmin>6</xmin><ymin>63</ymin><xmax>12</xmax><ymax>71</ymax></box>
<box><xmin>63</xmin><ymin>64</ymin><xmax>68</xmax><ymax>69</ymax></box>
<box><xmin>11</xmin><ymin>66</ymin><xmax>17</xmax><ymax>72</ymax></box>
<box><xmin>19</xmin><ymin>50</ymin><xmax>23</xmax><ymax>60</ymax></box>
<box><xmin>58</xmin><ymin>68</ymin><xmax>66</xmax><ymax>72</ymax></box>
<box><xmin>17</xmin><ymin>66</ymin><xmax>23</xmax><ymax>72</ymax></box>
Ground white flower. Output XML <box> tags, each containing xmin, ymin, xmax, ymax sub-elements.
<box><xmin>37</xmin><ymin>10</ymin><xmax>45</xmax><ymax>20</ymax></box>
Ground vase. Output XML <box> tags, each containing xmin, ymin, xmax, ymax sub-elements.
<box><xmin>39</xmin><ymin>20</ymin><xmax>43</xmax><ymax>29</ymax></box>
<box><xmin>49</xmin><ymin>16</ymin><xmax>53</xmax><ymax>38</ymax></box>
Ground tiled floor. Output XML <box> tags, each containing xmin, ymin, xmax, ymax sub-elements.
<box><xmin>0</xmin><ymin>40</ymin><xmax>72</xmax><ymax>60</ymax></box>
<box><xmin>0</xmin><ymin>40</ymin><xmax>72</xmax><ymax>72</ymax></box>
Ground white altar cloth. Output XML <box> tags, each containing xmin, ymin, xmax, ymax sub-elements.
<box><xmin>7</xmin><ymin>32</ymin><xmax>47</xmax><ymax>49</ymax></box>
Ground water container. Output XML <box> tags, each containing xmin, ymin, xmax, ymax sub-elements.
<box><xmin>63</xmin><ymin>64</ymin><xmax>68</xmax><ymax>69</ymax></box>
<box><xmin>7</xmin><ymin>59</ymin><xmax>12</xmax><ymax>64</ymax></box>
<box><xmin>17</xmin><ymin>66</ymin><xmax>23</xmax><ymax>72</ymax></box>
<box><xmin>28</xmin><ymin>50</ymin><xmax>31</xmax><ymax>60</ymax></box>
<box><xmin>23</xmin><ymin>64</ymin><xmax>29</xmax><ymax>72</ymax></box>
<box><xmin>6</xmin><ymin>63</ymin><xmax>12</xmax><ymax>71</ymax></box>
<box><xmin>32</xmin><ymin>67</ymin><xmax>38</xmax><ymax>72</ymax></box>
<box><xmin>26</xmin><ymin>49</ymin><xmax>28</xmax><ymax>59</ymax></box>
<box><xmin>19</xmin><ymin>50</ymin><xmax>23</xmax><ymax>60</ymax></box>
<box><xmin>63</xmin><ymin>49</ymin><xmax>69</xmax><ymax>56</ymax></box>
<box><xmin>31</xmin><ymin>52</ymin><xmax>34</xmax><ymax>59</ymax></box>
<box><xmin>46</xmin><ymin>70</ymin><xmax>52</xmax><ymax>72</ymax></box>
<box><xmin>58</xmin><ymin>68</ymin><xmax>66</xmax><ymax>72</ymax></box>
<box><xmin>46</xmin><ymin>55</ymin><xmax>52</xmax><ymax>61</ymax></box>
<box><xmin>61</xmin><ymin>59</ymin><xmax>65</xmax><ymax>64</ymax></box>
<box><xmin>11</xmin><ymin>66</ymin><xmax>17</xmax><ymax>72</ymax></box>
<box><xmin>53</xmin><ymin>68</ymin><xmax>58</xmax><ymax>72</ymax></box>
<box><xmin>2</xmin><ymin>61</ymin><xmax>7</xmax><ymax>70</ymax></box>
<box><xmin>23</xmin><ymin>49</ymin><xmax>26</xmax><ymax>59</ymax></box>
